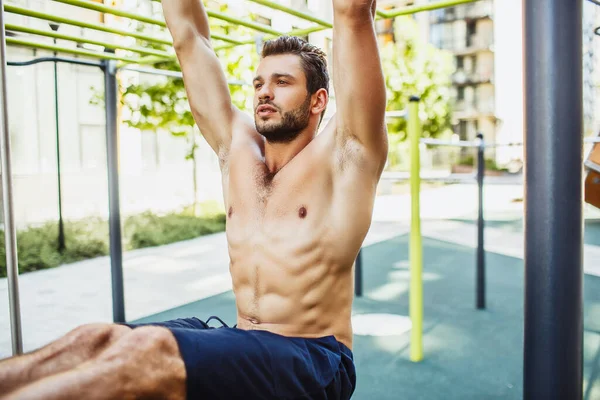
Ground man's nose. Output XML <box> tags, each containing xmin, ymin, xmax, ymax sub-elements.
<box><xmin>258</xmin><ymin>84</ymin><xmax>273</xmax><ymax>101</ymax></box>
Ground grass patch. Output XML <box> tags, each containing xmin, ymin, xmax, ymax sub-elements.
<box><xmin>0</xmin><ymin>205</ymin><xmax>226</xmax><ymax>278</ymax></box>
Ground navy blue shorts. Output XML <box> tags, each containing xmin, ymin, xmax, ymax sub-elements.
<box><xmin>125</xmin><ymin>317</ymin><xmax>356</xmax><ymax>400</ymax></box>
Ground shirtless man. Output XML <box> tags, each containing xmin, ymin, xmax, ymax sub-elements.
<box><xmin>0</xmin><ymin>0</ymin><xmax>387</xmax><ymax>398</ymax></box>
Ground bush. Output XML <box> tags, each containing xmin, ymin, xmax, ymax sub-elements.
<box><xmin>125</xmin><ymin>211</ymin><xmax>226</xmax><ymax>249</ymax></box>
<box><xmin>0</xmin><ymin>206</ymin><xmax>226</xmax><ymax>278</ymax></box>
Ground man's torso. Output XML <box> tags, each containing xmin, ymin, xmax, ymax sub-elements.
<box><xmin>223</xmin><ymin>120</ymin><xmax>381</xmax><ymax>349</ymax></box>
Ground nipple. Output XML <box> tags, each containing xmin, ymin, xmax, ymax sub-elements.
<box><xmin>298</xmin><ymin>206</ymin><xmax>307</xmax><ymax>219</ymax></box>
<box><xmin>228</xmin><ymin>206</ymin><xmax>233</xmax><ymax>218</ymax></box>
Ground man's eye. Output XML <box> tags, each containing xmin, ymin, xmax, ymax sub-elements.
<box><xmin>255</xmin><ymin>84</ymin><xmax>263</xmax><ymax>89</ymax></box>
<box><xmin>278</xmin><ymin>80</ymin><xmax>287</xmax><ymax>85</ymax></box>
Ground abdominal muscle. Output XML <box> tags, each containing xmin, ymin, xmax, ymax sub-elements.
<box><xmin>229</xmin><ymin>238</ymin><xmax>355</xmax><ymax>350</ymax></box>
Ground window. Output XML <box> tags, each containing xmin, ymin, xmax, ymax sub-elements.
<box><xmin>458</xmin><ymin>121</ymin><xmax>468</xmax><ymax>140</ymax></box>
<box><xmin>466</xmin><ymin>21</ymin><xmax>476</xmax><ymax>47</ymax></box>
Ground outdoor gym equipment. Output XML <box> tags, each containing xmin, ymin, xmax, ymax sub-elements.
<box><xmin>0</xmin><ymin>0</ymin><xmax>589</xmax><ymax>398</ymax></box>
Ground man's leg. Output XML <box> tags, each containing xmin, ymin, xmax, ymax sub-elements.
<box><xmin>1</xmin><ymin>326</ymin><xmax>186</xmax><ymax>400</ymax></box>
<box><xmin>0</xmin><ymin>323</ymin><xmax>131</xmax><ymax>395</ymax></box>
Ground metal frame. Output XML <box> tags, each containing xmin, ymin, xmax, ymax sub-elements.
<box><xmin>0</xmin><ymin>2</ymin><xmax>589</xmax><ymax>398</ymax></box>
<box><xmin>6</xmin><ymin>23</ymin><xmax>171</xmax><ymax>58</ymax></box>
<box><xmin>524</xmin><ymin>0</ymin><xmax>583</xmax><ymax>398</ymax></box>
<box><xmin>0</xmin><ymin>0</ymin><xmax>481</xmax><ymax>356</ymax></box>
<box><xmin>0</xmin><ymin>0</ymin><xmax>22</xmax><ymax>356</ymax></box>
<box><xmin>6</xmin><ymin>0</ymin><xmax>482</xmax><ymax>59</ymax></box>
<box><xmin>4</xmin><ymin>6</ymin><xmax>586</xmax><ymax>399</ymax></box>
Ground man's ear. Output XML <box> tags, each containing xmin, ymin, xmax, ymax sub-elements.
<box><xmin>312</xmin><ymin>88</ymin><xmax>329</xmax><ymax>115</ymax></box>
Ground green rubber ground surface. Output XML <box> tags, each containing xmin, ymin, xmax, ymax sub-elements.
<box><xmin>134</xmin><ymin>235</ymin><xmax>600</xmax><ymax>400</ymax></box>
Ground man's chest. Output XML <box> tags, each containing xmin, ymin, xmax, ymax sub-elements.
<box><xmin>224</xmin><ymin>153</ymin><xmax>334</xmax><ymax>244</ymax></box>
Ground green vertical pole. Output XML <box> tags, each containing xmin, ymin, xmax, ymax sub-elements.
<box><xmin>409</xmin><ymin>96</ymin><xmax>423</xmax><ymax>362</ymax></box>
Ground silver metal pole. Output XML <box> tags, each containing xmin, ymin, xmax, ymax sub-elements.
<box><xmin>0</xmin><ymin>0</ymin><xmax>23</xmax><ymax>355</ymax></box>
<box><xmin>103</xmin><ymin>59</ymin><xmax>125</xmax><ymax>323</ymax></box>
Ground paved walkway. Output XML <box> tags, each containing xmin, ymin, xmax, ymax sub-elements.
<box><xmin>1</xmin><ymin>183</ymin><xmax>598</xmax><ymax>359</ymax></box>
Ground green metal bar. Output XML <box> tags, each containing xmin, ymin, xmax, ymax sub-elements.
<box><xmin>120</xmin><ymin>54</ymin><xmax>174</xmax><ymax>67</ymax></box>
<box><xmin>216</xmin><ymin>24</ymin><xmax>330</xmax><ymax>52</ymax></box>
<box><xmin>408</xmin><ymin>96</ymin><xmax>423</xmax><ymax>363</ymax></box>
<box><xmin>205</xmin><ymin>9</ymin><xmax>283</xmax><ymax>36</ymax></box>
<box><xmin>57</xmin><ymin>0</ymin><xmax>283</xmax><ymax>37</ymax></box>
<box><xmin>6</xmin><ymin>37</ymin><xmax>143</xmax><ymax>63</ymax></box>
<box><xmin>54</xmin><ymin>0</ymin><xmax>167</xmax><ymax>27</ymax></box>
<box><xmin>4</xmin><ymin>4</ymin><xmax>172</xmax><ymax>46</ymax></box>
<box><xmin>247</xmin><ymin>0</ymin><xmax>332</xmax><ymax>28</ymax></box>
<box><xmin>378</xmin><ymin>0</ymin><xmax>480</xmax><ymax>18</ymax></box>
<box><xmin>188</xmin><ymin>0</ymin><xmax>480</xmax><ymax>52</ymax></box>
<box><xmin>50</xmin><ymin>0</ymin><xmax>253</xmax><ymax>44</ymax></box>
<box><xmin>287</xmin><ymin>25</ymin><xmax>329</xmax><ymax>37</ymax></box>
<box><xmin>211</xmin><ymin>34</ymin><xmax>244</xmax><ymax>46</ymax></box>
<box><xmin>5</xmin><ymin>24</ymin><xmax>171</xmax><ymax>58</ymax></box>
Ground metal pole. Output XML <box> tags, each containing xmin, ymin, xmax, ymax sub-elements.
<box><xmin>103</xmin><ymin>59</ymin><xmax>125</xmax><ymax>323</ymax></box>
<box><xmin>523</xmin><ymin>0</ymin><xmax>583</xmax><ymax>398</ymax></box>
<box><xmin>7</xmin><ymin>23</ymin><xmax>174</xmax><ymax>58</ymax></box>
<box><xmin>408</xmin><ymin>96</ymin><xmax>423</xmax><ymax>362</ymax></box>
<box><xmin>6</xmin><ymin>37</ymin><xmax>145</xmax><ymax>64</ymax></box>
<box><xmin>0</xmin><ymin>0</ymin><xmax>23</xmax><ymax>355</ymax></box>
<box><xmin>8</xmin><ymin>56</ymin><xmax>102</xmax><ymax>68</ymax></box>
<box><xmin>54</xmin><ymin>0</ymin><xmax>283</xmax><ymax>36</ymax></box>
<box><xmin>50</xmin><ymin>24</ymin><xmax>65</xmax><ymax>253</ymax></box>
<box><xmin>475</xmin><ymin>133</ymin><xmax>485</xmax><ymax>310</ymax></box>
<box><xmin>5</xmin><ymin>4</ymin><xmax>173</xmax><ymax>47</ymax></box>
<box><xmin>354</xmin><ymin>249</ymin><xmax>363</xmax><ymax>297</ymax></box>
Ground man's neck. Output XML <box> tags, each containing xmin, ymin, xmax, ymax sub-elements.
<box><xmin>263</xmin><ymin>129</ymin><xmax>315</xmax><ymax>174</ymax></box>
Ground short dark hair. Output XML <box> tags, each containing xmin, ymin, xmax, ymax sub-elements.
<box><xmin>261</xmin><ymin>36</ymin><xmax>329</xmax><ymax>96</ymax></box>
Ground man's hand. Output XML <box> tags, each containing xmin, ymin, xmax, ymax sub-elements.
<box><xmin>333</xmin><ymin>0</ymin><xmax>376</xmax><ymax>19</ymax></box>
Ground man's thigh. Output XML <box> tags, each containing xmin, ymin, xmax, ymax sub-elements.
<box><xmin>127</xmin><ymin>319</ymin><xmax>349</xmax><ymax>400</ymax></box>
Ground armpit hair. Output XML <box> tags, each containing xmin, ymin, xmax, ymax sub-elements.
<box><xmin>218</xmin><ymin>147</ymin><xmax>229</xmax><ymax>173</ymax></box>
<box><xmin>335</xmin><ymin>130</ymin><xmax>367</xmax><ymax>172</ymax></box>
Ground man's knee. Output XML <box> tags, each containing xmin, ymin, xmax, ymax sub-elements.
<box><xmin>118</xmin><ymin>327</ymin><xmax>181</xmax><ymax>360</ymax></box>
<box><xmin>65</xmin><ymin>323</ymin><xmax>131</xmax><ymax>351</ymax></box>
<box><xmin>101</xmin><ymin>327</ymin><xmax>186</xmax><ymax>399</ymax></box>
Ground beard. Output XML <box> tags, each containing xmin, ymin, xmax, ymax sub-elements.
<box><xmin>255</xmin><ymin>95</ymin><xmax>311</xmax><ymax>143</ymax></box>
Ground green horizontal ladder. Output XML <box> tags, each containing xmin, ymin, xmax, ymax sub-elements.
<box><xmin>4</xmin><ymin>0</ymin><xmax>481</xmax><ymax>64</ymax></box>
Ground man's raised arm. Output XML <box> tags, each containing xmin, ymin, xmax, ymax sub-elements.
<box><xmin>161</xmin><ymin>0</ymin><xmax>237</xmax><ymax>158</ymax></box>
<box><xmin>332</xmin><ymin>1</ymin><xmax>388</xmax><ymax>164</ymax></box>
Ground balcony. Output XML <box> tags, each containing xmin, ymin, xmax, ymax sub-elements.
<box><xmin>430</xmin><ymin>1</ymin><xmax>493</xmax><ymax>24</ymax></box>
<box><xmin>453</xmin><ymin>99</ymin><xmax>496</xmax><ymax>118</ymax></box>
<box><xmin>453</xmin><ymin>69</ymin><xmax>494</xmax><ymax>85</ymax></box>
<box><xmin>432</xmin><ymin>33</ymin><xmax>494</xmax><ymax>54</ymax></box>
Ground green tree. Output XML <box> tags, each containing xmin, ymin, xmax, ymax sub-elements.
<box><xmin>382</xmin><ymin>16</ymin><xmax>455</xmax><ymax>141</ymax></box>
<box><xmin>119</xmin><ymin>2</ymin><xmax>258</xmax><ymax>213</ymax></box>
